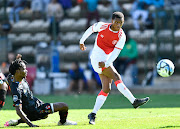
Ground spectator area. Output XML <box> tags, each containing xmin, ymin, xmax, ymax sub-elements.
<box><xmin>0</xmin><ymin>0</ymin><xmax>180</xmax><ymax>84</ymax></box>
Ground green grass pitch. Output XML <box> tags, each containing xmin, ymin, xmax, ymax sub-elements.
<box><xmin>1</xmin><ymin>94</ymin><xmax>180</xmax><ymax>129</ymax></box>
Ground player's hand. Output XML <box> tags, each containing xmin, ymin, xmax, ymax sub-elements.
<box><xmin>79</xmin><ymin>44</ymin><xmax>86</xmax><ymax>51</ymax></box>
<box><xmin>16</xmin><ymin>54</ymin><xmax>22</xmax><ymax>60</ymax></box>
<box><xmin>99</xmin><ymin>62</ymin><xmax>105</xmax><ymax>68</ymax></box>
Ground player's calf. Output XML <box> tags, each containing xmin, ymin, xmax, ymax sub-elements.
<box><xmin>59</xmin><ymin>110</ymin><xmax>68</xmax><ymax>124</ymax></box>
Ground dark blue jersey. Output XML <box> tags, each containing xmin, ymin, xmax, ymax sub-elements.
<box><xmin>7</xmin><ymin>74</ymin><xmax>44</xmax><ymax>115</ymax></box>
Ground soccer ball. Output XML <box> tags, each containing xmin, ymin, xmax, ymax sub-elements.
<box><xmin>157</xmin><ymin>59</ymin><xmax>175</xmax><ymax>77</ymax></box>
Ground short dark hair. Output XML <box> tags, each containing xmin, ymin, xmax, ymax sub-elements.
<box><xmin>9</xmin><ymin>59</ymin><xmax>27</xmax><ymax>75</ymax></box>
<box><xmin>112</xmin><ymin>12</ymin><xmax>124</xmax><ymax>20</ymax></box>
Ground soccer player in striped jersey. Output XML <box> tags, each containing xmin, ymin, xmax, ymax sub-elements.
<box><xmin>79</xmin><ymin>12</ymin><xmax>150</xmax><ymax>125</ymax></box>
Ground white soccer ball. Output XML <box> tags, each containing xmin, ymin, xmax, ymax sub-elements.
<box><xmin>157</xmin><ymin>59</ymin><xmax>175</xmax><ymax>77</ymax></box>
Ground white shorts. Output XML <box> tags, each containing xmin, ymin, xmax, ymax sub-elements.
<box><xmin>90</xmin><ymin>46</ymin><xmax>113</xmax><ymax>74</ymax></box>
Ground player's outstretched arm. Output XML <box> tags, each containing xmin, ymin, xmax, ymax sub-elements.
<box><xmin>105</xmin><ymin>48</ymin><xmax>121</xmax><ymax>68</ymax></box>
<box><xmin>15</xmin><ymin>106</ymin><xmax>39</xmax><ymax>127</ymax></box>
<box><xmin>79</xmin><ymin>26</ymin><xmax>94</xmax><ymax>45</ymax></box>
<box><xmin>104</xmin><ymin>32</ymin><xmax>126</xmax><ymax>68</ymax></box>
<box><xmin>98</xmin><ymin>49</ymin><xmax>121</xmax><ymax>68</ymax></box>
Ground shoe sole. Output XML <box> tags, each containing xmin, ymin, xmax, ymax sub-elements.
<box><xmin>89</xmin><ymin>121</ymin><xmax>95</xmax><ymax>125</ymax></box>
<box><xmin>88</xmin><ymin>115</ymin><xmax>95</xmax><ymax>125</ymax></box>
<box><xmin>134</xmin><ymin>97</ymin><xmax>150</xmax><ymax>109</ymax></box>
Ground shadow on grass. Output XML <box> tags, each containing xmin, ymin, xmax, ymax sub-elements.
<box><xmin>0</xmin><ymin>125</ymin><xmax>66</xmax><ymax>128</ymax></box>
<box><xmin>0</xmin><ymin>126</ymin><xmax>29</xmax><ymax>128</ymax></box>
<box><xmin>159</xmin><ymin>126</ymin><xmax>180</xmax><ymax>128</ymax></box>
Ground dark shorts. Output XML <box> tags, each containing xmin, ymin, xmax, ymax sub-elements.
<box><xmin>26</xmin><ymin>103</ymin><xmax>54</xmax><ymax>121</ymax></box>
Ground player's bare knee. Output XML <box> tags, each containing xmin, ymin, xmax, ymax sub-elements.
<box><xmin>53</xmin><ymin>102</ymin><xmax>68</xmax><ymax>112</ymax></box>
<box><xmin>61</xmin><ymin>102</ymin><xmax>68</xmax><ymax>111</ymax></box>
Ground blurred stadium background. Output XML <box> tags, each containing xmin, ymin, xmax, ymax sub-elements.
<box><xmin>0</xmin><ymin>0</ymin><xmax>180</xmax><ymax>95</ymax></box>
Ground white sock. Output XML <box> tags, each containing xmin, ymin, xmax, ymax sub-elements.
<box><xmin>115</xmin><ymin>80</ymin><xmax>136</xmax><ymax>104</ymax></box>
<box><xmin>92</xmin><ymin>90</ymin><xmax>108</xmax><ymax>114</ymax></box>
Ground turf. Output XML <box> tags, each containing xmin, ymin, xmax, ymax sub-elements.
<box><xmin>1</xmin><ymin>94</ymin><xmax>180</xmax><ymax>129</ymax></box>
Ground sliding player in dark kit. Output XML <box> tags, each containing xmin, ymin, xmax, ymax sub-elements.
<box><xmin>4</xmin><ymin>55</ymin><xmax>77</xmax><ymax>127</ymax></box>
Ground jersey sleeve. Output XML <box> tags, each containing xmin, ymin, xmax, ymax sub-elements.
<box><xmin>105</xmin><ymin>31</ymin><xmax>126</xmax><ymax>68</ymax></box>
<box><xmin>79</xmin><ymin>26</ymin><xmax>94</xmax><ymax>44</ymax></box>
<box><xmin>11</xmin><ymin>82</ymin><xmax>22</xmax><ymax>107</ymax></box>
<box><xmin>105</xmin><ymin>48</ymin><xmax>121</xmax><ymax>68</ymax></box>
<box><xmin>115</xmin><ymin>31</ymin><xmax>126</xmax><ymax>50</ymax></box>
<box><xmin>92</xmin><ymin>22</ymin><xmax>106</xmax><ymax>32</ymax></box>
<box><xmin>80</xmin><ymin>22</ymin><xmax>105</xmax><ymax>44</ymax></box>
<box><xmin>80</xmin><ymin>22</ymin><xmax>106</xmax><ymax>44</ymax></box>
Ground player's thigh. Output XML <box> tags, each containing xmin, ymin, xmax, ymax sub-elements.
<box><xmin>99</xmin><ymin>74</ymin><xmax>112</xmax><ymax>93</ymax></box>
<box><xmin>27</xmin><ymin>114</ymin><xmax>48</xmax><ymax>121</ymax></box>
<box><xmin>26</xmin><ymin>103</ymin><xmax>52</xmax><ymax>121</ymax></box>
<box><xmin>53</xmin><ymin>102</ymin><xmax>68</xmax><ymax>112</ymax></box>
<box><xmin>90</xmin><ymin>58</ymin><xmax>103</xmax><ymax>74</ymax></box>
<box><xmin>102</xmin><ymin>65</ymin><xmax>121</xmax><ymax>82</ymax></box>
